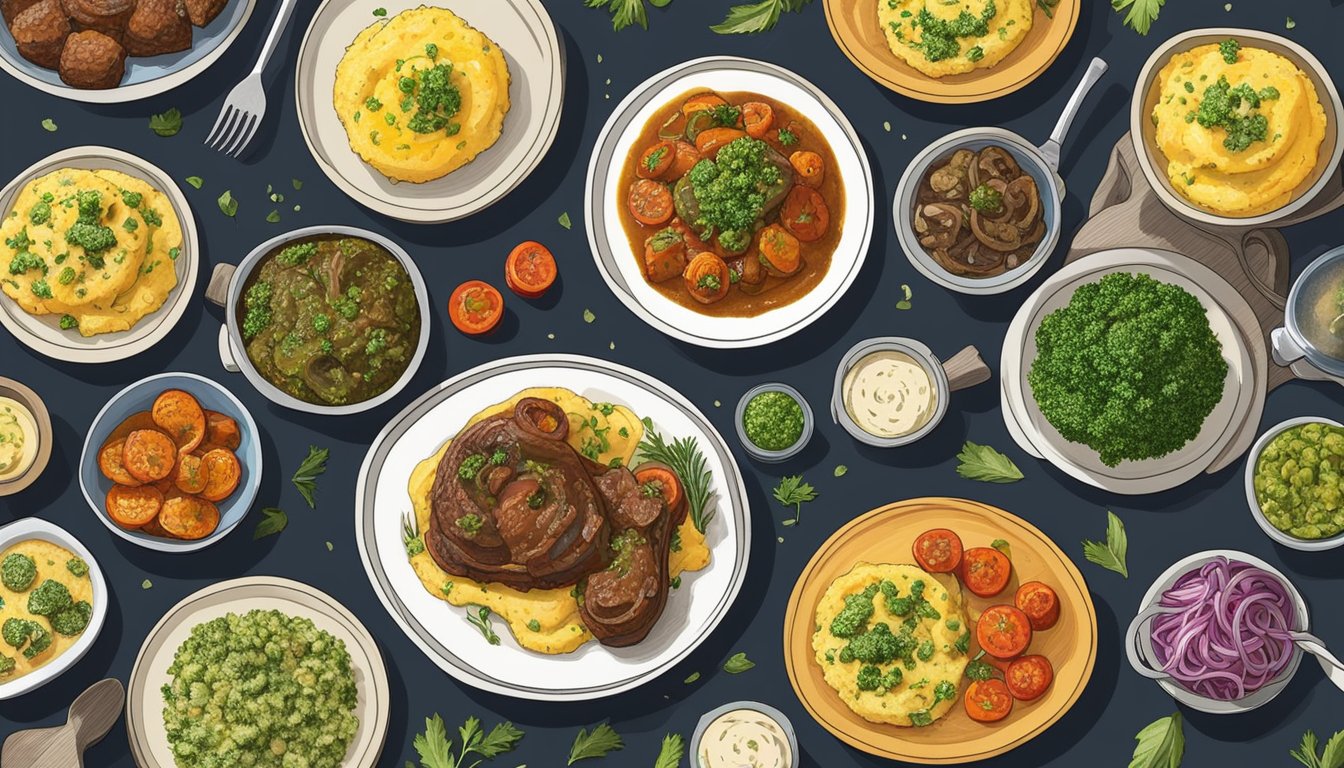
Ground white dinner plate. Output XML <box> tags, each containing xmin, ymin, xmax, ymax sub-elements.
<box><xmin>585</xmin><ymin>56</ymin><xmax>874</xmax><ymax>348</ymax></box>
<box><xmin>0</xmin><ymin>0</ymin><xmax>255</xmax><ymax>104</ymax></box>
<box><xmin>126</xmin><ymin>577</ymin><xmax>390</xmax><ymax>767</ymax></box>
<box><xmin>293</xmin><ymin>0</ymin><xmax>564</xmax><ymax>223</ymax></box>
<box><xmin>0</xmin><ymin>147</ymin><xmax>200</xmax><ymax>364</ymax></box>
<box><xmin>1001</xmin><ymin>248</ymin><xmax>1259</xmax><ymax>494</ymax></box>
<box><xmin>355</xmin><ymin>354</ymin><xmax>751</xmax><ymax>700</ymax></box>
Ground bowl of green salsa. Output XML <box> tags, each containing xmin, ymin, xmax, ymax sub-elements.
<box><xmin>735</xmin><ymin>384</ymin><xmax>812</xmax><ymax>463</ymax></box>
<box><xmin>1246</xmin><ymin>417</ymin><xmax>1344</xmax><ymax>551</ymax></box>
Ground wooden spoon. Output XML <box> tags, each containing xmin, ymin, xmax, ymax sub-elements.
<box><xmin>1</xmin><ymin>679</ymin><xmax>124</xmax><ymax>768</ymax></box>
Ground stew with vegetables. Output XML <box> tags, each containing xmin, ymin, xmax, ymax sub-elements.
<box><xmin>237</xmin><ymin>235</ymin><xmax>421</xmax><ymax>407</ymax></box>
<box><xmin>617</xmin><ymin>90</ymin><xmax>844</xmax><ymax>317</ymax></box>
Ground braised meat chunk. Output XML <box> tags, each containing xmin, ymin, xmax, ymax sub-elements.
<box><xmin>10</xmin><ymin>0</ymin><xmax>68</xmax><ymax>68</ymax></box>
<box><xmin>124</xmin><ymin>0</ymin><xmax>189</xmax><ymax>56</ymax></box>
<box><xmin>58</xmin><ymin>28</ymin><xmax>124</xmax><ymax>89</ymax></box>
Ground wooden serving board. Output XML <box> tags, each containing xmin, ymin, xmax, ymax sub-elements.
<box><xmin>783</xmin><ymin>498</ymin><xmax>1098</xmax><ymax>765</ymax></box>
<box><xmin>1065</xmin><ymin>134</ymin><xmax>1344</xmax><ymax>470</ymax></box>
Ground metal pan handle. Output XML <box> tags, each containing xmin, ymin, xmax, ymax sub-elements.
<box><xmin>1039</xmin><ymin>57</ymin><xmax>1109</xmax><ymax>172</ymax></box>
<box><xmin>205</xmin><ymin>263</ymin><xmax>235</xmax><ymax>308</ymax></box>
<box><xmin>1125</xmin><ymin>604</ymin><xmax>1175</xmax><ymax>681</ymax></box>
<box><xmin>942</xmin><ymin>346</ymin><xmax>991</xmax><ymax>393</ymax></box>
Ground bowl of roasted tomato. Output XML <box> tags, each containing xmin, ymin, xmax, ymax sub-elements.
<box><xmin>78</xmin><ymin>373</ymin><xmax>261</xmax><ymax>553</ymax></box>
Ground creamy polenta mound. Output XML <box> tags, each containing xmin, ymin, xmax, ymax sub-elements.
<box><xmin>879</xmin><ymin>0</ymin><xmax>1034</xmax><ymax>78</ymax></box>
<box><xmin>813</xmin><ymin>562</ymin><xmax>970</xmax><ymax>727</ymax></box>
<box><xmin>334</xmin><ymin>6</ymin><xmax>511</xmax><ymax>184</ymax></box>
<box><xmin>0</xmin><ymin>540</ymin><xmax>95</xmax><ymax>681</ymax></box>
<box><xmin>405</xmin><ymin>387</ymin><xmax>711</xmax><ymax>655</ymax></box>
<box><xmin>1152</xmin><ymin>40</ymin><xmax>1327</xmax><ymax>217</ymax></box>
<box><xmin>0</xmin><ymin>168</ymin><xmax>180</xmax><ymax>337</ymax></box>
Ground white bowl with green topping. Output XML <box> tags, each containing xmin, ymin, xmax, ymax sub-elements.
<box><xmin>1245</xmin><ymin>416</ymin><xmax>1344</xmax><ymax>552</ymax></box>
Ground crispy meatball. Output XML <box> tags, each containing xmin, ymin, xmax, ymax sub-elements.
<box><xmin>124</xmin><ymin>0</ymin><xmax>189</xmax><ymax>57</ymax></box>
<box><xmin>181</xmin><ymin>0</ymin><xmax>223</xmax><ymax>27</ymax></box>
<box><xmin>10</xmin><ymin>0</ymin><xmax>69</xmax><ymax>69</ymax></box>
<box><xmin>58</xmin><ymin>28</ymin><xmax>125</xmax><ymax>89</ymax></box>
<box><xmin>60</xmin><ymin>0</ymin><xmax>132</xmax><ymax>35</ymax></box>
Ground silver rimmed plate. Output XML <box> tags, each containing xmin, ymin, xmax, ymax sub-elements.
<box><xmin>0</xmin><ymin>0</ymin><xmax>255</xmax><ymax>104</ymax></box>
<box><xmin>585</xmin><ymin>56</ymin><xmax>874</xmax><ymax>348</ymax></box>
<box><xmin>1001</xmin><ymin>248</ymin><xmax>1260</xmax><ymax>494</ymax></box>
<box><xmin>355</xmin><ymin>354</ymin><xmax>750</xmax><ymax>700</ymax></box>
<box><xmin>0</xmin><ymin>147</ymin><xmax>199</xmax><ymax>364</ymax></box>
<box><xmin>294</xmin><ymin>0</ymin><xmax>564</xmax><ymax>223</ymax></box>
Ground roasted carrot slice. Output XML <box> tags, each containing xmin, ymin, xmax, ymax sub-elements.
<box><xmin>694</xmin><ymin>127</ymin><xmax>747</xmax><ymax>159</ymax></box>
<box><xmin>106</xmin><ymin>485</ymin><xmax>163</xmax><ymax>529</ymax></box>
<box><xmin>628</xmin><ymin>179</ymin><xmax>674</xmax><ymax>226</ymax></box>
<box><xmin>174</xmin><ymin>453</ymin><xmax>210</xmax><ymax>495</ymax></box>
<box><xmin>140</xmin><ymin>514</ymin><xmax>173</xmax><ymax>539</ymax></box>
<box><xmin>757</xmin><ymin>224</ymin><xmax>802</xmax><ymax>277</ymax></box>
<box><xmin>668</xmin><ymin>141</ymin><xmax>701</xmax><ymax>180</ymax></box>
<box><xmin>199</xmin><ymin>449</ymin><xmax>241</xmax><ymax>502</ymax></box>
<box><xmin>780</xmin><ymin>186</ymin><xmax>830</xmax><ymax>242</ymax></box>
<box><xmin>98</xmin><ymin>438</ymin><xmax>142</xmax><ymax>487</ymax></box>
<box><xmin>105</xmin><ymin>411</ymin><xmax>158</xmax><ymax>445</ymax></box>
<box><xmin>152</xmin><ymin>390</ymin><xmax>206</xmax><ymax>453</ymax></box>
<box><xmin>682</xmin><ymin>252</ymin><xmax>730</xmax><ymax>305</ymax></box>
<box><xmin>159</xmin><ymin>495</ymin><xmax>220</xmax><ymax>540</ymax></box>
<box><xmin>122</xmin><ymin>429</ymin><xmax>178</xmax><ymax>483</ymax></box>
<box><xmin>741</xmin><ymin>102</ymin><xmax>774</xmax><ymax>139</ymax></box>
<box><xmin>203</xmin><ymin>410</ymin><xmax>242</xmax><ymax>451</ymax></box>
<box><xmin>637</xmin><ymin>140</ymin><xmax>677</xmax><ymax>180</ymax></box>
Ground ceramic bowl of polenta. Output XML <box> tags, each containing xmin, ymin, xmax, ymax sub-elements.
<box><xmin>295</xmin><ymin>0</ymin><xmax>564</xmax><ymax>223</ymax></box>
<box><xmin>0</xmin><ymin>146</ymin><xmax>198</xmax><ymax>364</ymax></box>
<box><xmin>1133</xmin><ymin>29</ymin><xmax>1344</xmax><ymax>227</ymax></box>
<box><xmin>0</xmin><ymin>517</ymin><xmax>107</xmax><ymax>700</ymax></box>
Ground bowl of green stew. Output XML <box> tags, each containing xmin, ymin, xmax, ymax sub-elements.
<box><xmin>205</xmin><ymin>226</ymin><xmax>430</xmax><ymax>415</ymax></box>
<box><xmin>1245</xmin><ymin>416</ymin><xmax>1344</xmax><ymax>551</ymax></box>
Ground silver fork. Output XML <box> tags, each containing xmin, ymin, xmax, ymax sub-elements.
<box><xmin>205</xmin><ymin>0</ymin><xmax>301</xmax><ymax>158</ymax></box>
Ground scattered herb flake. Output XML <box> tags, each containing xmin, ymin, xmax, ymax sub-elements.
<box><xmin>217</xmin><ymin>190</ymin><xmax>237</xmax><ymax>217</ymax></box>
<box><xmin>266</xmin><ymin>210</ymin><xmax>281</xmax><ymax>223</ymax></box>
<box><xmin>834</xmin><ymin>464</ymin><xmax>848</xmax><ymax>477</ymax></box>
<box><xmin>723</xmin><ymin>651</ymin><xmax>755</xmax><ymax>674</ymax></box>
<box><xmin>40</xmin><ymin>118</ymin><xmax>57</xmax><ymax>132</ymax></box>
<box><xmin>568</xmin><ymin>723</ymin><xmax>624</xmax><ymax>764</ymax></box>
<box><xmin>149</xmin><ymin>108</ymin><xmax>182</xmax><ymax>137</ymax></box>
<box><xmin>372</xmin><ymin>7</ymin><xmax>386</xmax><ymax>16</ymax></box>
<box><xmin>1082</xmin><ymin>510</ymin><xmax>1129</xmax><ymax>578</ymax></box>
<box><xmin>955</xmin><ymin>441</ymin><xmax>1023</xmax><ymax>483</ymax></box>
<box><xmin>254</xmin><ymin>507</ymin><xmax>287</xmax><ymax>539</ymax></box>
<box><xmin>185</xmin><ymin>176</ymin><xmax>203</xmax><ymax>189</ymax></box>
<box><xmin>1129</xmin><ymin>712</ymin><xmax>1184</xmax><ymax>768</ymax></box>
<box><xmin>583</xmin><ymin>308</ymin><xmax>595</xmax><ymax>323</ymax></box>
<box><xmin>141</xmin><ymin>579</ymin><xmax>152</xmax><ymax>589</ymax></box>
<box><xmin>683</xmin><ymin>671</ymin><xmax>701</xmax><ymax>684</ymax></box>
<box><xmin>558</xmin><ymin>211</ymin><xmax>573</xmax><ymax>230</ymax></box>
<box><xmin>292</xmin><ymin>445</ymin><xmax>329</xmax><ymax>509</ymax></box>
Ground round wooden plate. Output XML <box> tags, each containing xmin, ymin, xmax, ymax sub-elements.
<box><xmin>783</xmin><ymin>497</ymin><xmax>1097</xmax><ymax>764</ymax></box>
<box><xmin>823</xmin><ymin>0</ymin><xmax>1079</xmax><ymax>103</ymax></box>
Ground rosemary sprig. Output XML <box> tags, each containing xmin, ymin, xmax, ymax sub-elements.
<box><xmin>636</xmin><ymin>418</ymin><xmax>716</xmax><ymax>534</ymax></box>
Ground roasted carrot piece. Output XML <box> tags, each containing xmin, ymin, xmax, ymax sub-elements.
<box><xmin>199</xmin><ymin>449</ymin><xmax>241</xmax><ymax>502</ymax></box>
<box><xmin>637</xmin><ymin>140</ymin><xmax>677</xmax><ymax>180</ymax></box>
<box><xmin>122</xmin><ymin>429</ymin><xmax>178</xmax><ymax>483</ymax></box>
<box><xmin>741</xmin><ymin>102</ymin><xmax>774</xmax><ymax>139</ymax></box>
<box><xmin>152</xmin><ymin>390</ymin><xmax>206</xmax><ymax>453</ymax></box>
<box><xmin>628</xmin><ymin>179</ymin><xmax>674</xmax><ymax>226</ymax></box>
<box><xmin>105</xmin><ymin>411</ymin><xmax>158</xmax><ymax>445</ymax></box>
<box><xmin>668</xmin><ymin>141</ymin><xmax>701</xmax><ymax>180</ymax></box>
<box><xmin>682</xmin><ymin>252</ymin><xmax>730</xmax><ymax>305</ymax></box>
<box><xmin>790</xmin><ymin>150</ymin><xmax>825</xmax><ymax>188</ymax></box>
<box><xmin>203</xmin><ymin>410</ymin><xmax>242</xmax><ymax>451</ymax></box>
<box><xmin>106</xmin><ymin>485</ymin><xmax>163</xmax><ymax>529</ymax></box>
<box><xmin>758</xmin><ymin>224</ymin><xmax>802</xmax><ymax>277</ymax></box>
<box><xmin>644</xmin><ymin>229</ymin><xmax>688</xmax><ymax>283</ymax></box>
<box><xmin>98</xmin><ymin>438</ymin><xmax>143</xmax><ymax>487</ymax></box>
<box><xmin>140</xmin><ymin>514</ymin><xmax>174</xmax><ymax>539</ymax></box>
<box><xmin>159</xmin><ymin>495</ymin><xmax>220</xmax><ymax>540</ymax></box>
<box><xmin>780</xmin><ymin>186</ymin><xmax>831</xmax><ymax>242</ymax></box>
<box><xmin>174</xmin><ymin>453</ymin><xmax>210</xmax><ymax>495</ymax></box>
<box><xmin>694</xmin><ymin>127</ymin><xmax>747</xmax><ymax>159</ymax></box>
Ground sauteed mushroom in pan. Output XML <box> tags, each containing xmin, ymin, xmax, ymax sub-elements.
<box><xmin>912</xmin><ymin>145</ymin><xmax>1045</xmax><ymax>279</ymax></box>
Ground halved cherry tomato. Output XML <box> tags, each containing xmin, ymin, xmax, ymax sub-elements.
<box><xmin>1005</xmin><ymin>655</ymin><xmax>1053</xmax><ymax>701</ymax></box>
<box><xmin>977</xmin><ymin>604</ymin><xmax>1032</xmax><ymax>659</ymax></box>
<box><xmin>961</xmin><ymin>546</ymin><xmax>1012</xmax><ymax>597</ymax></box>
<box><xmin>504</xmin><ymin>241</ymin><xmax>557</xmax><ymax>298</ymax></box>
<box><xmin>912</xmin><ymin>528</ymin><xmax>964</xmax><ymax>573</ymax></box>
<box><xmin>965</xmin><ymin>679</ymin><xmax>1013</xmax><ymax>722</ymax></box>
<box><xmin>741</xmin><ymin>102</ymin><xmax>774</xmax><ymax>139</ymax></box>
<box><xmin>1015</xmin><ymin>581</ymin><xmax>1061</xmax><ymax>631</ymax></box>
<box><xmin>448</xmin><ymin>280</ymin><xmax>504</xmax><ymax>336</ymax></box>
<box><xmin>637</xmin><ymin>140</ymin><xmax>677</xmax><ymax>180</ymax></box>
<box><xmin>628</xmin><ymin>179</ymin><xmax>674</xmax><ymax>226</ymax></box>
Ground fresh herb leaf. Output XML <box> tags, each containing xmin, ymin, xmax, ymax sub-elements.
<box><xmin>185</xmin><ymin>176</ymin><xmax>203</xmax><ymax>189</ymax></box>
<box><xmin>1286</xmin><ymin>16</ymin><xmax>1296</xmax><ymax>29</ymax></box>
<box><xmin>1111</xmin><ymin>0</ymin><xmax>1165</xmax><ymax>35</ymax></box>
<box><xmin>568</xmin><ymin>723</ymin><xmax>624</xmax><ymax>764</ymax></box>
<box><xmin>896</xmin><ymin>282</ymin><xmax>913</xmax><ymax>310</ymax></box>
<box><xmin>637</xmin><ymin>428</ymin><xmax>715</xmax><ymax>533</ymax></box>
<box><xmin>40</xmin><ymin>118</ymin><xmax>57</xmax><ymax>132</ymax></box>
<box><xmin>833</xmin><ymin>464</ymin><xmax>848</xmax><ymax>477</ymax></box>
<box><xmin>773</xmin><ymin>474</ymin><xmax>816</xmax><ymax>527</ymax></box>
<box><xmin>465</xmin><ymin>605</ymin><xmax>500</xmax><ymax>645</ymax></box>
<box><xmin>653</xmin><ymin>733</ymin><xmax>684</xmax><ymax>768</ymax></box>
<box><xmin>372</xmin><ymin>7</ymin><xmax>387</xmax><ymax>16</ymax></box>
<box><xmin>990</xmin><ymin>538</ymin><xmax>1011</xmax><ymax>559</ymax></box>
<box><xmin>217</xmin><ymin>190</ymin><xmax>237</xmax><ymax>217</ymax></box>
<box><xmin>955</xmin><ymin>441</ymin><xmax>1023</xmax><ymax>483</ymax></box>
<box><xmin>292</xmin><ymin>178</ymin><xmax>303</xmax><ymax>190</ymax></box>
<box><xmin>585</xmin><ymin>0</ymin><xmax>648</xmax><ymax>32</ymax></box>
<box><xmin>558</xmin><ymin>211</ymin><xmax>573</xmax><ymax>229</ymax></box>
<box><xmin>583</xmin><ymin>308</ymin><xmax>596</xmax><ymax>323</ymax></box>
<box><xmin>149</xmin><ymin>108</ymin><xmax>183</xmax><ymax>137</ymax></box>
<box><xmin>410</xmin><ymin>714</ymin><xmax>453</xmax><ymax>768</ymax></box>
<box><xmin>407</xmin><ymin>713</ymin><xmax>522</xmax><ymax>768</ymax></box>
<box><xmin>1290</xmin><ymin>729</ymin><xmax>1344</xmax><ymax>768</ymax></box>
<box><xmin>253</xmin><ymin>507</ymin><xmax>287</xmax><ymax>540</ymax></box>
<box><xmin>266</xmin><ymin>209</ymin><xmax>281</xmax><ymax>223</ymax></box>
<box><xmin>683</xmin><ymin>671</ymin><xmax>701</xmax><ymax>684</ymax></box>
<box><xmin>711</xmin><ymin>0</ymin><xmax>813</xmax><ymax>34</ymax></box>
<box><xmin>1082</xmin><ymin>510</ymin><xmax>1129</xmax><ymax>578</ymax></box>
<box><xmin>292</xmin><ymin>445</ymin><xmax>329</xmax><ymax>509</ymax></box>
<box><xmin>141</xmin><ymin>578</ymin><xmax>152</xmax><ymax>589</ymax></box>
<box><xmin>723</xmin><ymin>651</ymin><xmax>755</xmax><ymax>674</ymax></box>
<box><xmin>1129</xmin><ymin>712</ymin><xmax>1184</xmax><ymax>768</ymax></box>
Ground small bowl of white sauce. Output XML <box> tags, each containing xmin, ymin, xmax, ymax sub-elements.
<box><xmin>831</xmin><ymin>337</ymin><xmax>989</xmax><ymax>448</ymax></box>
<box><xmin>692</xmin><ymin>701</ymin><xmax>797</xmax><ymax>768</ymax></box>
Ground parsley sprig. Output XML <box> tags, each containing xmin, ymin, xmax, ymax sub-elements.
<box><xmin>773</xmin><ymin>475</ymin><xmax>817</xmax><ymax>527</ymax></box>
<box><xmin>406</xmin><ymin>713</ymin><xmax>523</xmax><ymax>768</ymax></box>
<box><xmin>568</xmin><ymin>722</ymin><xmax>624</xmax><ymax>764</ymax></box>
<box><xmin>292</xmin><ymin>445</ymin><xmax>329</xmax><ymax>508</ymax></box>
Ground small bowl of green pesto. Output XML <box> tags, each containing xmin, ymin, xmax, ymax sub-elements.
<box><xmin>735</xmin><ymin>384</ymin><xmax>813</xmax><ymax>463</ymax></box>
<box><xmin>1246</xmin><ymin>417</ymin><xmax>1344</xmax><ymax>551</ymax></box>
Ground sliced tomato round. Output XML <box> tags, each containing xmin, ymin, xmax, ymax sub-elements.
<box><xmin>976</xmin><ymin>604</ymin><xmax>1033</xmax><ymax>659</ymax></box>
<box><xmin>964</xmin><ymin>679</ymin><xmax>1013</xmax><ymax>722</ymax></box>
<box><xmin>628</xmin><ymin>179</ymin><xmax>674</xmax><ymax>226</ymax></box>
<box><xmin>1005</xmin><ymin>655</ymin><xmax>1054</xmax><ymax>701</ymax></box>
<box><xmin>505</xmin><ymin>241</ymin><xmax>557</xmax><ymax>298</ymax></box>
<box><xmin>961</xmin><ymin>546</ymin><xmax>1012</xmax><ymax>597</ymax></box>
<box><xmin>912</xmin><ymin>528</ymin><xmax>964</xmax><ymax>573</ymax></box>
<box><xmin>448</xmin><ymin>280</ymin><xmax>504</xmax><ymax>336</ymax></box>
<box><xmin>1015</xmin><ymin>581</ymin><xmax>1061</xmax><ymax>631</ymax></box>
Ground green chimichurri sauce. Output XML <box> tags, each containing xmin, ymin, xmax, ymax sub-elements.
<box><xmin>742</xmin><ymin>390</ymin><xmax>804</xmax><ymax>451</ymax></box>
<box><xmin>1254</xmin><ymin>422</ymin><xmax>1344</xmax><ymax>540</ymax></box>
